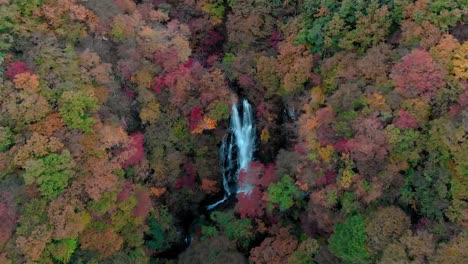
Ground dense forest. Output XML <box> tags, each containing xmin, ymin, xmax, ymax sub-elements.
<box><xmin>0</xmin><ymin>0</ymin><xmax>466</xmax><ymax>263</ymax></box>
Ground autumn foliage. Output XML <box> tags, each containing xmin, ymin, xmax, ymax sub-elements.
<box><xmin>391</xmin><ymin>49</ymin><xmax>446</xmax><ymax>99</ymax></box>
<box><xmin>0</xmin><ymin>0</ymin><xmax>465</xmax><ymax>263</ymax></box>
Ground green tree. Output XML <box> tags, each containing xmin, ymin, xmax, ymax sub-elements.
<box><xmin>210</xmin><ymin>210</ymin><xmax>252</xmax><ymax>247</ymax></box>
<box><xmin>46</xmin><ymin>238</ymin><xmax>78</xmax><ymax>263</ymax></box>
<box><xmin>145</xmin><ymin>208</ymin><xmax>177</xmax><ymax>252</ymax></box>
<box><xmin>146</xmin><ymin>215</ymin><xmax>170</xmax><ymax>251</ymax></box>
<box><xmin>59</xmin><ymin>90</ymin><xmax>98</xmax><ymax>133</ymax></box>
<box><xmin>267</xmin><ymin>175</ymin><xmax>301</xmax><ymax>211</ymax></box>
<box><xmin>0</xmin><ymin>126</ymin><xmax>14</xmax><ymax>152</ymax></box>
<box><xmin>23</xmin><ymin>150</ymin><xmax>76</xmax><ymax>199</ymax></box>
<box><xmin>16</xmin><ymin>199</ymin><xmax>49</xmax><ymax>237</ymax></box>
<box><xmin>329</xmin><ymin>215</ymin><xmax>369</xmax><ymax>263</ymax></box>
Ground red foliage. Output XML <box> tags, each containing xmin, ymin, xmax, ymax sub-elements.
<box><xmin>132</xmin><ymin>188</ymin><xmax>152</xmax><ymax>218</ymax></box>
<box><xmin>239</xmin><ymin>74</ymin><xmax>255</xmax><ymax>89</ymax></box>
<box><xmin>391</xmin><ymin>49</ymin><xmax>445</xmax><ymax>99</ymax></box>
<box><xmin>201</xmin><ymin>29</ymin><xmax>224</xmax><ymax>53</ymax></box>
<box><xmin>236</xmin><ymin>187</ymin><xmax>265</xmax><ymax>218</ymax></box>
<box><xmin>122</xmin><ymin>87</ymin><xmax>137</xmax><ymax>98</ymax></box>
<box><xmin>257</xmin><ymin>163</ymin><xmax>276</xmax><ymax>187</ymax></box>
<box><xmin>347</xmin><ymin>117</ymin><xmax>390</xmax><ymax>162</ymax></box>
<box><xmin>113</xmin><ymin>0</ymin><xmax>136</xmax><ymax>13</ymax></box>
<box><xmin>256</xmin><ymin>102</ymin><xmax>270</xmax><ymax>119</ymax></box>
<box><xmin>0</xmin><ymin>192</ymin><xmax>16</xmax><ymax>246</ymax></box>
<box><xmin>189</xmin><ymin>107</ymin><xmax>203</xmax><ymax>132</ymax></box>
<box><xmin>6</xmin><ymin>61</ymin><xmax>30</xmax><ymax>80</ymax></box>
<box><xmin>448</xmin><ymin>89</ymin><xmax>468</xmax><ymax>116</ymax></box>
<box><xmin>294</xmin><ymin>144</ymin><xmax>307</xmax><ymax>156</ymax></box>
<box><xmin>315</xmin><ymin>170</ymin><xmax>337</xmax><ymax>186</ymax></box>
<box><xmin>334</xmin><ymin>138</ymin><xmax>350</xmax><ymax>153</ymax></box>
<box><xmin>448</xmin><ymin>104</ymin><xmax>462</xmax><ymax>117</ymax></box>
<box><xmin>153</xmin><ymin>47</ymin><xmax>180</xmax><ymax>72</ymax></box>
<box><xmin>119</xmin><ymin>132</ymin><xmax>145</xmax><ymax>168</ymax></box>
<box><xmin>394</xmin><ymin>110</ymin><xmax>419</xmax><ymax>129</ymax></box>
<box><xmin>310</xmin><ymin>72</ymin><xmax>322</xmax><ymax>87</ymax></box>
<box><xmin>459</xmin><ymin>89</ymin><xmax>468</xmax><ymax>108</ymax></box>
<box><xmin>206</xmin><ymin>55</ymin><xmax>219</xmax><ymax>67</ymax></box>
<box><xmin>415</xmin><ymin>217</ymin><xmax>432</xmax><ymax>231</ymax></box>
<box><xmin>153</xmin><ymin>76</ymin><xmax>166</xmax><ymax>94</ymax></box>
<box><xmin>270</xmin><ymin>30</ymin><xmax>282</xmax><ymax>48</ymax></box>
<box><xmin>315</xmin><ymin>107</ymin><xmax>338</xmax><ymax>145</ymax></box>
<box><xmin>175</xmin><ymin>162</ymin><xmax>196</xmax><ymax>189</ymax></box>
<box><xmin>118</xmin><ymin>59</ymin><xmax>140</xmax><ymax>81</ymax></box>
<box><xmin>235</xmin><ymin>162</ymin><xmax>276</xmax><ymax>218</ymax></box>
<box><xmin>249</xmin><ymin>227</ymin><xmax>298</xmax><ymax>263</ymax></box>
<box><xmin>153</xmin><ymin>59</ymin><xmax>202</xmax><ymax>105</ymax></box>
<box><xmin>117</xmin><ymin>181</ymin><xmax>133</xmax><ymax>202</ymax></box>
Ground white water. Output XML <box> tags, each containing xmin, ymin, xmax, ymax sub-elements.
<box><xmin>207</xmin><ymin>99</ymin><xmax>256</xmax><ymax>210</ymax></box>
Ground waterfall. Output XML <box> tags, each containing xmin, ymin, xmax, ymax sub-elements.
<box><xmin>207</xmin><ymin>99</ymin><xmax>256</xmax><ymax>210</ymax></box>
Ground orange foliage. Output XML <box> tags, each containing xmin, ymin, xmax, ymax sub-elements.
<box><xmin>13</xmin><ymin>72</ymin><xmax>40</xmax><ymax>92</ymax></box>
<box><xmin>29</xmin><ymin>112</ymin><xmax>64</xmax><ymax>137</ymax></box>
<box><xmin>47</xmin><ymin>194</ymin><xmax>89</xmax><ymax>240</ymax></box>
<box><xmin>82</xmin><ymin>156</ymin><xmax>119</xmax><ymax>200</ymax></box>
<box><xmin>13</xmin><ymin>133</ymin><xmax>64</xmax><ymax>168</ymax></box>
<box><xmin>296</xmin><ymin>180</ymin><xmax>309</xmax><ymax>191</ymax></box>
<box><xmin>249</xmin><ymin>227</ymin><xmax>298</xmax><ymax>264</ymax></box>
<box><xmin>277</xmin><ymin>36</ymin><xmax>313</xmax><ymax>94</ymax></box>
<box><xmin>16</xmin><ymin>225</ymin><xmax>52</xmax><ymax>262</ymax></box>
<box><xmin>0</xmin><ymin>253</ymin><xmax>11</xmax><ymax>264</ymax></box>
<box><xmin>201</xmin><ymin>179</ymin><xmax>218</xmax><ymax>194</ymax></box>
<box><xmin>99</xmin><ymin>125</ymin><xmax>128</xmax><ymax>148</ymax></box>
<box><xmin>150</xmin><ymin>187</ymin><xmax>167</xmax><ymax>197</ymax></box>
<box><xmin>92</xmin><ymin>86</ymin><xmax>110</xmax><ymax>104</ymax></box>
<box><xmin>149</xmin><ymin>10</ymin><xmax>169</xmax><ymax>22</ymax></box>
<box><xmin>80</xmin><ymin>227</ymin><xmax>123</xmax><ymax>257</ymax></box>
<box><xmin>114</xmin><ymin>0</ymin><xmax>137</xmax><ymax>13</ymax></box>
<box><xmin>191</xmin><ymin>116</ymin><xmax>217</xmax><ymax>134</ymax></box>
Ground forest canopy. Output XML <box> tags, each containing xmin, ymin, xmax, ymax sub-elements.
<box><xmin>0</xmin><ymin>0</ymin><xmax>466</xmax><ymax>263</ymax></box>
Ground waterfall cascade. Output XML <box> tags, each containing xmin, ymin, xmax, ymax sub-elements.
<box><xmin>207</xmin><ymin>99</ymin><xmax>256</xmax><ymax>210</ymax></box>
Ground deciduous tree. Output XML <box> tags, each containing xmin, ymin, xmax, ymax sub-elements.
<box><xmin>391</xmin><ymin>49</ymin><xmax>445</xmax><ymax>99</ymax></box>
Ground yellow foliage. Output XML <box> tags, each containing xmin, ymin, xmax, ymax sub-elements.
<box><xmin>100</xmin><ymin>125</ymin><xmax>128</xmax><ymax>148</ymax></box>
<box><xmin>13</xmin><ymin>133</ymin><xmax>64</xmax><ymax>168</ymax></box>
<box><xmin>171</xmin><ymin>35</ymin><xmax>191</xmax><ymax>62</ymax></box>
<box><xmin>453</xmin><ymin>41</ymin><xmax>468</xmax><ymax>80</ymax></box>
<box><xmin>368</xmin><ymin>92</ymin><xmax>391</xmax><ymax>113</ymax></box>
<box><xmin>318</xmin><ymin>145</ymin><xmax>334</xmax><ymax>163</ymax></box>
<box><xmin>310</xmin><ymin>86</ymin><xmax>325</xmax><ymax>109</ymax></box>
<box><xmin>260</xmin><ymin>127</ymin><xmax>270</xmax><ymax>142</ymax></box>
<box><xmin>13</xmin><ymin>73</ymin><xmax>40</xmax><ymax>92</ymax></box>
<box><xmin>131</xmin><ymin>68</ymin><xmax>153</xmax><ymax>89</ymax></box>
<box><xmin>430</xmin><ymin>34</ymin><xmax>460</xmax><ymax>71</ymax></box>
<box><xmin>339</xmin><ymin>168</ymin><xmax>354</xmax><ymax>189</ymax></box>
<box><xmin>140</xmin><ymin>101</ymin><xmax>160</xmax><ymax>125</ymax></box>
